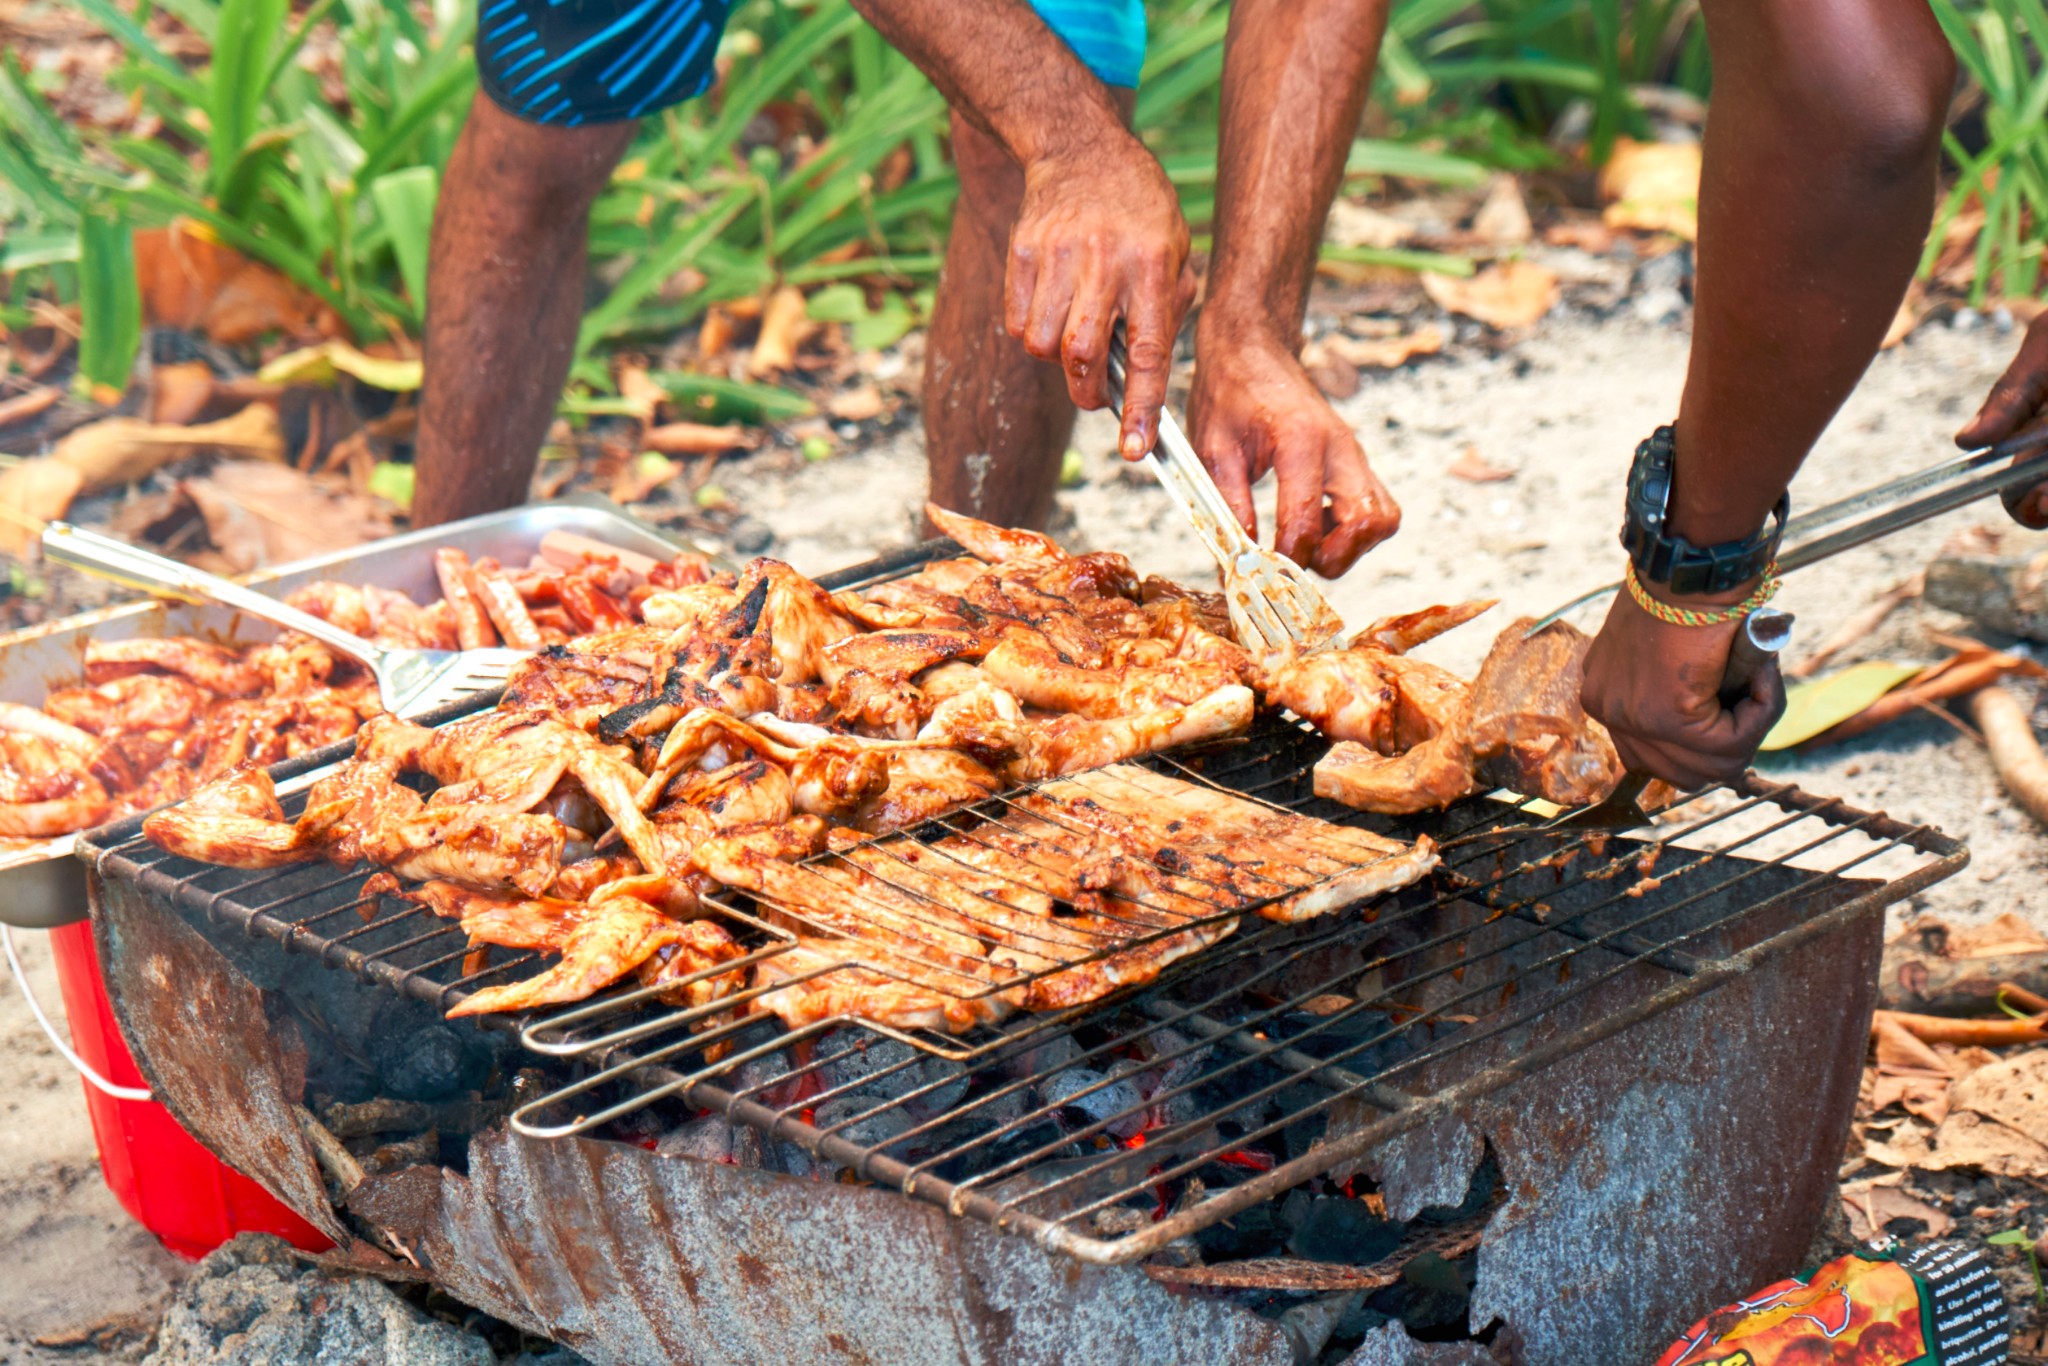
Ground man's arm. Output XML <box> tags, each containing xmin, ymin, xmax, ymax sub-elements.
<box><xmin>1580</xmin><ymin>0</ymin><xmax>1954</xmax><ymax>787</ymax></box>
<box><xmin>851</xmin><ymin>0</ymin><xmax>1191</xmax><ymax>460</ymax></box>
<box><xmin>1191</xmin><ymin>0</ymin><xmax>1398</xmax><ymax>576</ymax></box>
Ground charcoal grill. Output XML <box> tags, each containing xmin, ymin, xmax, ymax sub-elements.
<box><xmin>73</xmin><ymin>541</ymin><xmax>1968</xmax><ymax>1362</ymax></box>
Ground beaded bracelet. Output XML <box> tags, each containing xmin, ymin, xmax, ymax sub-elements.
<box><xmin>1625</xmin><ymin>559</ymin><xmax>1781</xmax><ymax>627</ymax></box>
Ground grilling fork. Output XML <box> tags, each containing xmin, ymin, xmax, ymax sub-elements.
<box><xmin>1105</xmin><ymin>334</ymin><xmax>1347</xmax><ymax>658</ymax></box>
<box><xmin>42</xmin><ymin>521</ymin><xmax>533</xmax><ymax>717</ymax></box>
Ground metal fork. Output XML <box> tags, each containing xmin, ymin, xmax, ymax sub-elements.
<box><xmin>1105</xmin><ymin>335</ymin><xmax>1346</xmax><ymax>657</ymax></box>
<box><xmin>41</xmin><ymin>521</ymin><xmax>533</xmax><ymax>717</ymax></box>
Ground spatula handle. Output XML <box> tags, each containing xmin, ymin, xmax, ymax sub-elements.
<box><xmin>1717</xmin><ymin>606</ymin><xmax>1795</xmax><ymax>709</ymax></box>
<box><xmin>42</xmin><ymin>521</ymin><xmax>382</xmax><ymax>669</ymax></box>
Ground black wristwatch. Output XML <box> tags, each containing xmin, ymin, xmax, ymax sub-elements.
<box><xmin>1621</xmin><ymin>425</ymin><xmax>1788</xmax><ymax>597</ymax></box>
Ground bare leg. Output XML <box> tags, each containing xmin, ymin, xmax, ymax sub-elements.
<box><xmin>412</xmin><ymin>94</ymin><xmax>638</xmax><ymax>528</ymax></box>
<box><xmin>923</xmin><ymin>90</ymin><xmax>1138</xmax><ymax>532</ymax></box>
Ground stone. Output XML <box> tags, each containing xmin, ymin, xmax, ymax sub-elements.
<box><xmin>143</xmin><ymin>1234</ymin><xmax>493</xmax><ymax>1366</ymax></box>
<box><xmin>728</xmin><ymin>516</ymin><xmax>775</xmax><ymax>555</ymax></box>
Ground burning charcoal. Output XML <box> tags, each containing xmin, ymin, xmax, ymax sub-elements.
<box><xmin>1286</xmin><ymin>1195</ymin><xmax>1403</xmax><ymax>1265</ymax></box>
<box><xmin>1194</xmin><ymin>1200</ymin><xmax>1285</xmax><ymax>1261</ymax></box>
<box><xmin>817</xmin><ymin>1032</ymin><xmax>969</xmax><ymax>1121</ymax></box>
<box><xmin>997</xmin><ymin>1023</ymin><xmax>1082</xmax><ymax>1079</ymax></box>
<box><xmin>369</xmin><ymin>1023</ymin><xmax>490</xmax><ymax>1102</ymax></box>
<box><xmin>1135</xmin><ymin>1027</ymin><xmax>1212</xmax><ymax>1129</ymax></box>
<box><xmin>813</xmin><ymin>1096</ymin><xmax>915</xmax><ymax>1151</ymax></box>
<box><xmin>1039</xmin><ymin>1065</ymin><xmax>1147</xmax><ymax>1140</ymax></box>
<box><xmin>768</xmin><ymin>1139</ymin><xmax>820</xmax><ymax>1179</ymax></box>
<box><xmin>658</xmin><ymin>1115</ymin><xmax>738</xmax><ymax>1163</ymax></box>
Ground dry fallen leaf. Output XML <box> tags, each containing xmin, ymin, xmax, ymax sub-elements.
<box><xmin>1422</xmin><ymin>261</ymin><xmax>1559</xmax><ymax>330</ymax></box>
<box><xmin>1543</xmin><ymin>218</ymin><xmax>1617</xmax><ymax>254</ymax></box>
<box><xmin>134</xmin><ymin>221</ymin><xmax>331</xmax><ymax>344</ymax></box>
<box><xmin>51</xmin><ymin>404</ymin><xmax>283</xmax><ymax>492</ymax></box>
<box><xmin>1943</xmin><ymin>911</ymin><xmax>2048</xmax><ymax>960</ymax></box>
<box><xmin>1844</xmin><ymin>1182</ymin><xmax>1954</xmax><ymax>1240</ymax></box>
<box><xmin>179</xmin><ymin>461</ymin><xmax>394</xmax><ymax>571</ymax></box>
<box><xmin>0</xmin><ymin>459</ymin><xmax>85</xmax><ymax>554</ymax></box>
<box><xmin>696</xmin><ymin>304</ymin><xmax>738</xmax><ymax>361</ymax></box>
<box><xmin>1598</xmin><ymin>138</ymin><xmax>1701</xmax><ymax>240</ymax></box>
<box><xmin>642</xmin><ymin>421</ymin><xmax>752</xmax><ymax>455</ymax></box>
<box><xmin>609</xmin><ymin>452</ymin><xmax>682</xmax><ymax>505</ymax></box>
<box><xmin>616</xmin><ymin>364</ymin><xmax>668</xmax><ymax>425</ymax></box>
<box><xmin>1448</xmin><ymin>445</ymin><xmax>1515</xmax><ymax>484</ymax></box>
<box><xmin>827</xmin><ymin>384</ymin><xmax>885</xmax><ymax>422</ymax></box>
<box><xmin>1324</xmin><ymin>199</ymin><xmax>1415</xmax><ymax>250</ymax></box>
<box><xmin>1323</xmin><ymin>325</ymin><xmax>1445</xmax><ymax>370</ymax></box>
<box><xmin>748</xmin><ymin>286</ymin><xmax>812</xmax><ymax>377</ymax></box>
<box><xmin>149</xmin><ymin>361</ymin><xmax>216</xmax><ymax>425</ymax></box>
<box><xmin>1470</xmin><ymin>174</ymin><xmax>1533</xmax><ymax>246</ymax></box>
<box><xmin>0</xmin><ymin>385</ymin><xmax>60</xmax><ymax>431</ymax></box>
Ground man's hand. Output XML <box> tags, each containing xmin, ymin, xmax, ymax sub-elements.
<box><xmin>1186</xmin><ymin>328</ymin><xmax>1400</xmax><ymax>576</ymax></box>
<box><xmin>1958</xmin><ymin>309</ymin><xmax>2048</xmax><ymax>528</ymax></box>
<box><xmin>1580</xmin><ymin>589</ymin><xmax>1786</xmax><ymax>790</ymax></box>
<box><xmin>1006</xmin><ymin>140</ymin><xmax>1195</xmax><ymax>461</ymax></box>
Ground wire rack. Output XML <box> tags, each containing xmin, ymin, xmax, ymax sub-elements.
<box><xmin>75</xmin><ymin>542</ymin><xmax>1969</xmax><ymax>1267</ymax></box>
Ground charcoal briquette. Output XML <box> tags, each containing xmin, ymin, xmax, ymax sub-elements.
<box><xmin>1286</xmin><ymin>1196</ymin><xmax>1403</xmax><ymax>1266</ymax></box>
<box><xmin>1039</xmin><ymin>1066</ymin><xmax>1146</xmax><ymax>1139</ymax></box>
<box><xmin>813</xmin><ymin>1097</ymin><xmax>915</xmax><ymax>1150</ymax></box>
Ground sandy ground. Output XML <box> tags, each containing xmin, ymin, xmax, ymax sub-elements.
<box><xmin>2</xmin><ymin>295</ymin><xmax>2041</xmax><ymax>1359</ymax></box>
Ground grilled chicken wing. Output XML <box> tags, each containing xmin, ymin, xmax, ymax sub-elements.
<box><xmin>84</xmin><ymin>638</ymin><xmax>267</xmax><ymax>696</ymax></box>
<box><xmin>446</xmin><ymin>896</ymin><xmax>726</xmax><ymax>1017</ymax></box>
<box><xmin>143</xmin><ymin>766</ymin><xmax>309</xmax><ymax>866</ymax></box>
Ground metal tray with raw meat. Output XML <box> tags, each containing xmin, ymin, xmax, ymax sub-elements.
<box><xmin>0</xmin><ymin>497</ymin><xmax>702</xmax><ymax>929</ymax></box>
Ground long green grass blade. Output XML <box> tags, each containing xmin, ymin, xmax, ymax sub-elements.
<box><xmin>77</xmin><ymin>210</ymin><xmax>141</xmax><ymax>394</ymax></box>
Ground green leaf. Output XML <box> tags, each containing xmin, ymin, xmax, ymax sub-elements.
<box><xmin>649</xmin><ymin>371</ymin><xmax>814</xmax><ymax>424</ymax></box>
<box><xmin>1760</xmin><ymin>661</ymin><xmax>1923</xmax><ymax>751</ymax></box>
<box><xmin>369</xmin><ymin>165</ymin><xmax>438</xmax><ymax>308</ymax></box>
<box><xmin>368</xmin><ymin>460</ymin><xmax>415</xmax><ymax>511</ymax></box>
<box><xmin>1988</xmin><ymin>1229</ymin><xmax>2033</xmax><ymax>1245</ymax></box>
<box><xmin>259</xmin><ymin>340</ymin><xmax>423</xmax><ymax>390</ymax></box>
<box><xmin>76</xmin><ymin>211</ymin><xmax>141</xmax><ymax>397</ymax></box>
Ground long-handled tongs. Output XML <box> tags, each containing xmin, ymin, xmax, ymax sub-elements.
<box><xmin>1105</xmin><ymin>333</ymin><xmax>1347</xmax><ymax>657</ymax></box>
<box><xmin>1526</xmin><ymin>428</ymin><xmax>2048</xmax><ymax>636</ymax></box>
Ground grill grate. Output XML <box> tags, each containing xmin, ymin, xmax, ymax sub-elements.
<box><xmin>77</xmin><ymin>543</ymin><xmax>1967</xmax><ymax>1267</ymax></box>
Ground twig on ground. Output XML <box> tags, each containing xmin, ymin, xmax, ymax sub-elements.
<box><xmin>1874</xmin><ymin>1006</ymin><xmax>2048</xmax><ymax>1048</ymax></box>
<box><xmin>1792</xmin><ymin>573</ymin><xmax>1924</xmax><ymax>678</ymax></box>
<box><xmin>1970</xmin><ymin>683</ymin><xmax>2048</xmax><ymax>828</ymax></box>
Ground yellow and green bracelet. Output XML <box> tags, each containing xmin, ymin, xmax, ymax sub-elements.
<box><xmin>1624</xmin><ymin>559</ymin><xmax>1781</xmax><ymax>627</ymax></box>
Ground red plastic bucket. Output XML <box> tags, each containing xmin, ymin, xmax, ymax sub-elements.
<box><xmin>34</xmin><ymin>920</ymin><xmax>331</xmax><ymax>1260</ymax></box>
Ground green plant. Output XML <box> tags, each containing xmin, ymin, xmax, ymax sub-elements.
<box><xmin>1988</xmin><ymin>1228</ymin><xmax>2046</xmax><ymax>1305</ymax></box>
<box><xmin>1924</xmin><ymin>0</ymin><xmax>2048</xmax><ymax>305</ymax></box>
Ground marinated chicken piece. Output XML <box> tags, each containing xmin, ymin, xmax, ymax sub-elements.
<box><xmin>750</xmin><ymin>939</ymin><xmax>1012</xmax><ymax>1033</ymax></box>
<box><xmin>658</xmin><ymin>757</ymin><xmax>796</xmax><ymax>830</ymax></box>
<box><xmin>247</xmin><ymin>637</ymin><xmax>337</xmax><ymax>696</ymax></box>
<box><xmin>447</xmin><ymin>896</ymin><xmax>713</xmax><ymax>1017</ymax></box>
<box><xmin>1312</xmin><ymin>619</ymin><xmax>1621</xmax><ymax>813</ymax></box>
<box><xmin>84</xmin><ymin>638</ymin><xmax>267</xmax><ymax>696</ymax></box>
<box><xmin>362</xmin><ymin>584</ymin><xmax>456</xmax><ymax>649</ymax></box>
<box><xmin>472</xmin><ymin>567</ymin><xmax>545</xmax><ymax>648</ymax></box>
<box><xmin>639</xmin><ymin>583</ymin><xmax>739</xmax><ymax>633</ymax></box>
<box><xmin>817</xmin><ymin>629</ymin><xmax>981</xmax><ymax>688</ymax></box>
<box><xmin>143</xmin><ymin>766</ymin><xmax>311</xmax><ymax>867</ymax></box>
<box><xmin>1314</xmin><ymin>738</ymin><xmax>1477</xmax><ymax>814</ymax></box>
<box><xmin>394</xmin><ymin>879</ymin><xmax>590</xmax><ymax>949</ymax></box>
<box><xmin>981</xmin><ymin>628</ymin><xmax>1235</xmax><ymax>719</ymax></box>
<box><xmin>502</xmin><ymin>646</ymin><xmax>651</xmax><ymax>729</ymax></box>
<box><xmin>1349</xmin><ymin>599</ymin><xmax>1497</xmax><ymax>655</ymax></box>
<box><xmin>849</xmin><ymin>749</ymin><xmax>1004</xmax><ymax>833</ymax></box>
<box><xmin>284</xmin><ymin>581</ymin><xmax>373</xmax><ymax>637</ymax></box>
<box><xmin>1003</xmin><ymin>685</ymin><xmax>1255</xmax><ymax>781</ymax></box>
<box><xmin>358</xmin><ymin>805</ymin><xmax>567</xmax><ymax>896</ymax></box>
<box><xmin>1031</xmin><ymin>766</ymin><xmax>1438</xmax><ymax>922</ymax></box>
<box><xmin>747</xmin><ymin>558</ymin><xmax>860</xmax><ymax>683</ymax></box>
<box><xmin>830</xmin><ymin>669</ymin><xmax>928</xmax><ymax>739</ymax></box>
<box><xmin>435</xmin><ymin>548</ymin><xmax>499</xmax><ymax>650</ymax></box>
<box><xmin>1265</xmin><ymin>648</ymin><xmax>1467</xmax><ymax>753</ymax></box>
<box><xmin>924</xmin><ymin>503</ymin><xmax>1064</xmax><ymax>567</ymax></box>
<box><xmin>635</xmin><ymin>918</ymin><xmax>750</xmax><ymax>1010</ymax></box>
<box><xmin>43</xmin><ymin>674</ymin><xmax>208</xmax><ymax>734</ymax></box>
<box><xmin>0</xmin><ymin>732</ymin><xmax>109</xmax><ymax>836</ymax></box>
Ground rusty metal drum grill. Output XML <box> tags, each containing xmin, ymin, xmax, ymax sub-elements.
<box><xmin>70</xmin><ymin>542</ymin><xmax>1967</xmax><ymax>1364</ymax></box>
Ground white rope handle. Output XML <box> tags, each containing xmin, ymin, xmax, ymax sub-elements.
<box><xmin>3</xmin><ymin>924</ymin><xmax>154</xmax><ymax>1102</ymax></box>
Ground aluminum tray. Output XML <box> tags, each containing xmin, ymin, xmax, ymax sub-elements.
<box><xmin>0</xmin><ymin>498</ymin><xmax>697</xmax><ymax>929</ymax></box>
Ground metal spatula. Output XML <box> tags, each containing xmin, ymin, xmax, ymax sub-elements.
<box><xmin>42</xmin><ymin>522</ymin><xmax>533</xmax><ymax>718</ymax></box>
<box><xmin>1105</xmin><ymin>334</ymin><xmax>1346</xmax><ymax>658</ymax></box>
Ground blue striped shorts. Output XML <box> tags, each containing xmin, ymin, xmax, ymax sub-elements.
<box><xmin>477</xmin><ymin>0</ymin><xmax>1147</xmax><ymax>128</ymax></box>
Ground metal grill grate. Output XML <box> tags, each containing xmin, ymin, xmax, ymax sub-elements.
<box><xmin>75</xmin><ymin>542</ymin><xmax>1968</xmax><ymax>1267</ymax></box>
